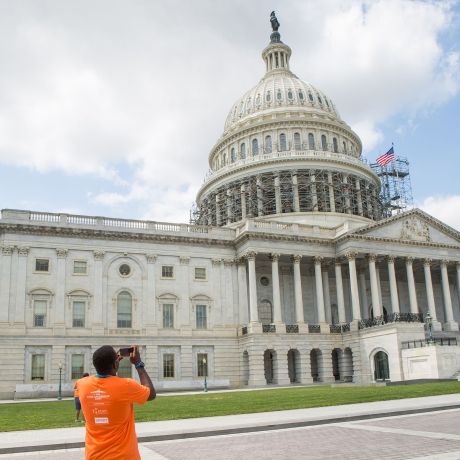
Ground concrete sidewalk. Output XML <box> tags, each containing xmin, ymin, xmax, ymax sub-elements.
<box><xmin>1</xmin><ymin>393</ymin><xmax>460</xmax><ymax>455</ymax></box>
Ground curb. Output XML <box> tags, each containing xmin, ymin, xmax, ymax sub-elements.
<box><xmin>1</xmin><ymin>403</ymin><xmax>460</xmax><ymax>455</ymax></box>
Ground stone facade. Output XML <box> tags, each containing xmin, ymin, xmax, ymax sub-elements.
<box><xmin>0</xmin><ymin>20</ymin><xmax>460</xmax><ymax>399</ymax></box>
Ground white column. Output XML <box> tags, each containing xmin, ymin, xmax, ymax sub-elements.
<box><xmin>368</xmin><ymin>254</ymin><xmax>382</xmax><ymax>318</ymax></box>
<box><xmin>423</xmin><ymin>259</ymin><xmax>442</xmax><ymax>331</ymax></box>
<box><xmin>456</xmin><ymin>262</ymin><xmax>460</xmax><ymax>310</ymax></box>
<box><xmin>226</xmin><ymin>189</ymin><xmax>233</xmax><ymax>224</ymax></box>
<box><xmin>240</xmin><ymin>185</ymin><xmax>246</xmax><ymax>219</ymax></box>
<box><xmin>215</xmin><ymin>194</ymin><xmax>221</xmax><ymax>226</ymax></box>
<box><xmin>347</xmin><ymin>252</ymin><xmax>361</xmax><ymax>322</ymax></box>
<box><xmin>292</xmin><ymin>255</ymin><xmax>304</xmax><ymax>324</ymax></box>
<box><xmin>274</xmin><ymin>174</ymin><xmax>281</xmax><ymax>214</ymax></box>
<box><xmin>314</xmin><ymin>257</ymin><xmax>326</xmax><ymax>324</ymax></box>
<box><xmin>311</xmin><ymin>174</ymin><xmax>318</xmax><ymax>211</ymax></box>
<box><xmin>334</xmin><ymin>260</ymin><xmax>346</xmax><ymax>323</ymax></box>
<box><xmin>270</xmin><ymin>254</ymin><xmax>283</xmax><ymax>324</ymax></box>
<box><xmin>358</xmin><ymin>270</ymin><xmax>368</xmax><ymax>319</ymax></box>
<box><xmin>92</xmin><ymin>250</ymin><xmax>105</xmax><ymax>334</ymax></box>
<box><xmin>292</xmin><ymin>173</ymin><xmax>300</xmax><ymax>212</ymax></box>
<box><xmin>328</xmin><ymin>172</ymin><xmax>335</xmax><ymax>212</ymax></box>
<box><xmin>387</xmin><ymin>256</ymin><xmax>400</xmax><ymax>314</ymax></box>
<box><xmin>322</xmin><ymin>267</ymin><xmax>331</xmax><ymax>323</ymax></box>
<box><xmin>343</xmin><ymin>174</ymin><xmax>351</xmax><ymax>214</ymax></box>
<box><xmin>257</xmin><ymin>176</ymin><xmax>263</xmax><ymax>216</ymax></box>
<box><xmin>54</xmin><ymin>248</ymin><xmax>67</xmax><ymax>333</ymax></box>
<box><xmin>406</xmin><ymin>257</ymin><xmax>419</xmax><ymax>314</ymax></box>
<box><xmin>246</xmin><ymin>252</ymin><xmax>258</xmax><ymax>323</ymax></box>
<box><xmin>441</xmin><ymin>260</ymin><xmax>458</xmax><ymax>330</ymax></box>
<box><xmin>355</xmin><ymin>178</ymin><xmax>363</xmax><ymax>216</ymax></box>
<box><xmin>14</xmin><ymin>247</ymin><xmax>29</xmax><ymax>326</ymax></box>
<box><xmin>237</xmin><ymin>259</ymin><xmax>249</xmax><ymax>325</ymax></box>
<box><xmin>145</xmin><ymin>255</ymin><xmax>157</xmax><ymax>333</ymax></box>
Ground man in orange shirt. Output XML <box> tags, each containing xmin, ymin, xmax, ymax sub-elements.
<box><xmin>74</xmin><ymin>372</ymin><xmax>90</xmax><ymax>422</ymax></box>
<box><xmin>78</xmin><ymin>345</ymin><xmax>156</xmax><ymax>460</ymax></box>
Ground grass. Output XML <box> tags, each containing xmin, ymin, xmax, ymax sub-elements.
<box><xmin>1</xmin><ymin>381</ymin><xmax>459</xmax><ymax>432</ymax></box>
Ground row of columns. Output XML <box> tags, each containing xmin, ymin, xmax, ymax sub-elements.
<box><xmin>244</xmin><ymin>251</ymin><xmax>460</xmax><ymax>331</ymax></box>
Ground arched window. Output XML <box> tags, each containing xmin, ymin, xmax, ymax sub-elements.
<box><xmin>279</xmin><ymin>133</ymin><xmax>287</xmax><ymax>151</ymax></box>
<box><xmin>374</xmin><ymin>351</ymin><xmax>390</xmax><ymax>381</ymax></box>
<box><xmin>287</xmin><ymin>89</ymin><xmax>293</xmax><ymax>100</ymax></box>
<box><xmin>321</xmin><ymin>135</ymin><xmax>327</xmax><ymax>151</ymax></box>
<box><xmin>265</xmin><ymin>135</ymin><xmax>272</xmax><ymax>154</ymax></box>
<box><xmin>277</xmin><ymin>89</ymin><xmax>282</xmax><ymax>100</ymax></box>
<box><xmin>117</xmin><ymin>291</ymin><xmax>132</xmax><ymax>328</ymax></box>
<box><xmin>308</xmin><ymin>92</ymin><xmax>314</xmax><ymax>102</ymax></box>
<box><xmin>333</xmin><ymin>137</ymin><xmax>338</xmax><ymax>153</ymax></box>
<box><xmin>240</xmin><ymin>143</ymin><xmax>246</xmax><ymax>159</ymax></box>
<box><xmin>298</xmin><ymin>90</ymin><xmax>304</xmax><ymax>100</ymax></box>
<box><xmin>343</xmin><ymin>141</ymin><xmax>347</xmax><ymax>153</ymax></box>
<box><xmin>266</xmin><ymin>91</ymin><xmax>271</xmax><ymax>102</ymax></box>
<box><xmin>294</xmin><ymin>132</ymin><xmax>301</xmax><ymax>150</ymax></box>
<box><xmin>258</xmin><ymin>299</ymin><xmax>273</xmax><ymax>325</ymax></box>
<box><xmin>222</xmin><ymin>152</ymin><xmax>227</xmax><ymax>165</ymax></box>
<box><xmin>308</xmin><ymin>133</ymin><xmax>315</xmax><ymax>150</ymax></box>
<box><xmin>231</xmin><ymin>147</ymin><xmax>236</xmax><ymax>162</ymax></box>
<box><xmin>318</xmin><ymin>95</ymin><xmax>323</xmax><ymax>105</ymax></box>
<box><xmin>252</xmin><ymin>138</ymin><xmax>259</xmax><ymax>155</ymax></box>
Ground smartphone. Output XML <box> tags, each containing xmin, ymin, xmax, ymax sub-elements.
<box><xmin>118</xmin><ymin>347</ymin><xmax>134</xmax><ymax>357</ymax></box>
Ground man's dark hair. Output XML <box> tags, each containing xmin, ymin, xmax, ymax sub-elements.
<box><xmin>82</xmin><ymin>372</ymin><xmax>90</xmax><ymax>377</ymax></box>
<box><xmin>93</xmin><ymin>346</ymin><xmax>117</xmax><ymax>374</ymax></box>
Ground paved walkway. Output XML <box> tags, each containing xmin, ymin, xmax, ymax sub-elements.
<box><xmin>1</xmin><ymin>393</ymin><xmax>460</xmax><ymax>455</ymax></box>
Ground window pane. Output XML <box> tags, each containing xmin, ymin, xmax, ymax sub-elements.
<box><xmin>72</xmin><ymin>301</ymin><xmax>85</xmax><ymax>328</ymax></box>
<box><xmin>73</xmin><ymin>261</ymin><xmax>87</xmax><ymax>274</ymax></box>
<box><xmin>34</xmin><ymin>300</ymin><xmax>47</xmax><ymax>327</ymax></box>
<box><xmin>163</xmin><ymin>304</ymin><xmax>174</xmax><ymax>328</ymax></box>
<box><xmin>321</xmin><ymin>135</ymin><xmax>327</xmax><ymax>151</ymax></box>
<box><xmin>162</xmin><ymin>266</ymin><xmax>174</xmax><ymax>278</ymax></box>
<box><xmin>71</xmin><ymin>355</ymin><xmax>84</xmax><ymax>380</ymax></box>
<box><xmin>294</xmin><ymin>133</ymin><xmax>301</xmax><ymax>150</ymax></box>
<box><xmin>31</xmin><ymin>354</ymin><xmax>45</xmax><ymax>380</ymax></box>
<box><xmin>195</xmin><ymin>267</ymin><xmax>206</xmax><ymax>280</ymax></box>
<box><xmin>196</xmin><ymin>305</ymin><xmax>207</xmax><ymax>329</ymax></box>
<box><xmin>117</xmin><ymin>358</ymin><xmax>132</xmax><ymax>378</ymax></box>
<box><xmin>252</xmin><ymin>139</ymin><xmax>258</xmax><ymax>155</ymax></box>
<box><xmin>163</xmin><ymin>353</ymin><xmax>175</xmax><ymax>378</ymax></box>
<box><xmin>279</xmin><ymin>134</ymin><xmax>286</xmax><ymax>151</ymax></box>
<box><xmin>117</xmin><ymin>291</ymin><xmax>132</xmax><ymax>328</ymax></box>
<box><xmin>265</xmin><ymin>135</ymin><xmax>272</xmax><ymax>154</ymax></box>
<box><xmin>197</xmin><ymin>353</ymin><xmax>208</xmax><ymax>377</ymax></box>
<box><xmin>35</xmin><ymin>259</ymin><xmax>49</xmax><ymax>272</ymax></box>
<box><xmin>308</xmin><ymin>133</ymin><xmax>315</xmax><ymax>150</ymax></box>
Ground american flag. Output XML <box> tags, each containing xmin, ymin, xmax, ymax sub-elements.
<box><xmin>376</xmin><ymin>147</ymin><xmax>395</xmax><ymax>166</ymax></box>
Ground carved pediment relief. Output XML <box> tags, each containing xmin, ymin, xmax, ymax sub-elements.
<box><xmin>400</xmin><ymin>217</ymin><xmax>431</xmax><ymax>242</ymax></box>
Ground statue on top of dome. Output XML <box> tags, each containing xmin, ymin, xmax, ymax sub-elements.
<box><xmin>270</xmin><ymin>11</ymin><xmax>280</xmax><ymax>32</ymax></box>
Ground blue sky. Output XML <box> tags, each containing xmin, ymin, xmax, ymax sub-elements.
<box><xmin>0</xmin><ymin>0</ymin><xmax>459</xmax><ymax>228</ymax></box>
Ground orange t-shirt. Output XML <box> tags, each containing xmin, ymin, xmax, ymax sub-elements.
<box><xmin>78</xmin><ymin>375</ymin><xmax>150</xmax><ymax>460</ymax></box>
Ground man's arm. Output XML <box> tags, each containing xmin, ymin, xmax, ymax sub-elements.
<box><xmin>130</xmin><ymin>345</ymin><xmax>156</xmax><ymax>401</ymax></box>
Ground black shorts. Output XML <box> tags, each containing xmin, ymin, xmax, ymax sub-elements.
<box><xmin>74</xmin><ymin>397</ymin><xmax>81</xmax><ymax>411</ymax></box>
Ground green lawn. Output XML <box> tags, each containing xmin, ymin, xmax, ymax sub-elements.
<box><xmin>1</xmin><ymin>382</ymin><xmax>459</xmax><ymax>432</ymax></box>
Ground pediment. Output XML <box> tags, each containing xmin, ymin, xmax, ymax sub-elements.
<box><xmin>349</xmin><ymin>209</ymin><xmax>460</xmax><ymax>246</ymax></box>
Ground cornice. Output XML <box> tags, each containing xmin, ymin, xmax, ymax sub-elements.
<box><xmin>0</xmin><ymin>223</ymin><xmax>235</xmax><ymax>248</ymax></box>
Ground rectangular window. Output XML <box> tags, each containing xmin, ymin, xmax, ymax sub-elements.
<box><xmin>117</xmin><ymin>358</ymin><xmax>132</xmax><ymax>378</ymax></box>
<box><xmin>72</xmin><ymin>301</ymin><xmax>85</xmax><ymax>328</ymax></box>
<box><xmin>35</xmin><ymin>259</ymin><xmax>49</xmax><ymax>272</ymax></box>
<box><xmin>31</xmin><ymin>354</ymin><xmax>45</xmax><ymax>380</ymax></box>
<box><xmin>194</xmin><ymin>267</ymin><xmax>206</xmax><ymax>280</ymax></box>
<box><xmin>33</xmin><ymin>300</ymin><xmax>47</xmax><ymax>327</ymax></box>
<box><xmin>196</xmin><ymin>305</ymin><xmax>207</xmax><ymax>329</ymax></box>
<box><xmin>73</xmin><ymin>260</ymin><xmax>87</xmax><ymax>274</ymax></box>
<box><xmin>163</xmin><ymin>353</ymin><xmax>175</xmax><ymax>378</ymax></box>
<box><xmin>161</xmin><ymin>265</ymin><xmax>174</xmax><ymax>278</ymax></box>
<box><xmin>162</xmin><ymin>304</ymin><xmax>174</xmax><ymax>329</ymax></box>
<box><xmin>197</xmin><ymin>353</ymin><xmax>208</xmax><ymax>378</ymax></box>
<box><xmin>71</xmin><ymin>354</ymin><xmax>84</xmax><ymax>380</ymax></box>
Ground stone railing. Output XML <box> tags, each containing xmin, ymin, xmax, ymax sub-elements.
<box><xmin>308</xmin><ymin>324</ymin><xmax>321</xmax><ymax>333</ymax></box>
<box><xmin>0</xmin><ymin>209</ymin><xmax>235</xmax><ymax>240</ymax></box>
<box><xmin>203</xmin><ymin>149</ymin><xmax>372</xmax><ymax>185</ymax></box>
<box><xmin>330</xmin><ymin>323</ymin><xmax>350</xmax><ymax>334</ymax></box>
<box><xmin>286</xmin><ymin>324</ymin><xmax>299</xmax><ymax>333</ymax></box>
<box><xmin>402</xmin><ymin>337</ymin><xmax>458</xmax><ymax>349</ymax></box>
<box><xmin>262</xmin><ymin>324</ymin><xmax>276</xmax><ymax>333</ymax></box>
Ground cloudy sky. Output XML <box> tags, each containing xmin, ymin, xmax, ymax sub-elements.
<box><xmin>0</xmin><ymin>0</ymin><xmax>459</xmax><ymax>228</ymax></box>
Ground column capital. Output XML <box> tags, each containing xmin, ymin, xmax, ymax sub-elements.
<box><xmin>314</xmin><ymin>256</ymin><xmax>323</xmax><ymax>265</ymax></box>
<box><xmin>223</xmin><ymin>259</ymin><xmax>234</xmax><ymax>266</ymax></box>
<box><xmin>269</xmin><ymin>253</ymin><xmax>280</xmax><ymax>262</ymax></box>
<box><xmin>440</xmin><ymin>259</ymin><xmax>450</xmax><ymax>267</ymax></box>
<box><xmin>56</xmin><ymin>248</ymin><xmax>68</xmax><ymax>258</ymax></box>
<box><xmin>18</xmin><ymin>246</ymin><xmax>30</xmax><ymax>256</ymax></box>
<box><xmin>244</xmin><ymin>251</ymin><xmax>257</xmax><ymax>261</ymax></box>
<box><xmin>146</xmin><ymin>254</ymin><xmax>157</xmax><ymax>264</ymax></box>
<box><xmin>345</xmin><ymin>251</ymin><xmax>357</xmax><ymax>261</ymax></box>
<box><xmin>236</xmin><ymin>258</ymin><xmax>246</xmax><ymax>266</ymax></box>
<box><xmin>211</xmin><ymin>258</ymin><xmax>222</xmax><ymax>266</ymax></box>
<box><xmin>423</xmin><ymin>258</ymin><xmax>432</xmax><ymax>267</ymax></box>
<box><xmin>93</xmin><ymin>250</ymin><xmax>105</xmax><ymax>261</ymax></box>
<box><xmin>387</xmin><ymin>255</ymin><xmax>396</xmax><ymax>263</ymax></box>
<box><xmin>179</xmin><ymin>256</ymin><xmax>190</xmax><ymax>265</ymax></box>
<box><xmin>456</xmin><ymin>261</ymin><xmax>460</xmax><ymax>269</ymax></box>
<box><xmin>1</xmin><ymin>245</ymin><xmax>14</xmax><ymax>255</ymax></box>
<box><xmin>406</xmin><ymin>256</ymin><xmax>414</xmax><ymax>264</ymax></box>
<box><xmin>367</xmin><ymin>253</ymin><xmax>378</xmax><ymax>262</ymax></box>
<box><xmin>291</xmin><ymin>254</ymin><xmax>302</xmax><ymax>263</ymax></box>
<box><xmin>334</xmin><ymin>258</ymin><xmax>343</xmax><ymax>266</ymax></box>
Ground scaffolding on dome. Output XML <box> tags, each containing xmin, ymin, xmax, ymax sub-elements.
<box><xmin>190</xmin><ymin>168</ymin><xmax>383</xmax><ymax>226</ymax></box>
<box><xmin>370</xmin><ymin>156</ymin><xmax>413</xmax><ymax>218</ymax></box>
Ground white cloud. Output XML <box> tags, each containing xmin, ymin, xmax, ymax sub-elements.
<box><xmin>419</xmin><ymin>195</ymin><xmax>460</xmax><ymax>231</ymax></box>
<box><xmin>0</xmin><ymin>0</ymin><xmax>458</xmax><ymax>222</ymax></box>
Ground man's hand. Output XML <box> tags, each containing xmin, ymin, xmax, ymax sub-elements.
<box><xmin>129</xmin><ymin>345</ymin><xmax>141</xmax><ymax>365</ymax></box>
<box><xmin>128</xmin><ymin>345</ymin><xmax>156</xmax><ymax>401</ymax></box>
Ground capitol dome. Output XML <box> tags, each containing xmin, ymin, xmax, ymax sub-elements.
<box><xmin>194</xmin><ymin>17</ymin><xmax>381</xmax><ymax>228</ymax></box>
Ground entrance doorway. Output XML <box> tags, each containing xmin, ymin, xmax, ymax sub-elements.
<box><xmin>264</xmin><ymin>349</ymin><xmax>275</xmax><ymax>384</ymax></box>
<box><xmin>374</xmin><ymin>351</ymin><xmax>390</xmax><ymax>381</ymax></box>
<box><xmin>287</xmin><ymin>349</ymin><xmax>300</xmax><ymax>383</ymax></box>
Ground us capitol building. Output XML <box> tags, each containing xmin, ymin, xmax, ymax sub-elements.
<box><xmin>1</xmin><ymin>15</ymin><xmax>459</xmax><ymax>399</ymax></box>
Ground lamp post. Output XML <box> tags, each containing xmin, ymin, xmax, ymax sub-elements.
<box><xmin>58</xmin><ymin>361</ymin><xmax>62</xmax><ymax>400</ymax></box>
<box><xmin>203</xmin><ymin>357</ymin><xmax>208</xmax><ymax>392</ymax></box>
<box><xmin>425</xmin><ymin>312</ymin><xmax>434</xmax><ymax>344</ymax></box>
